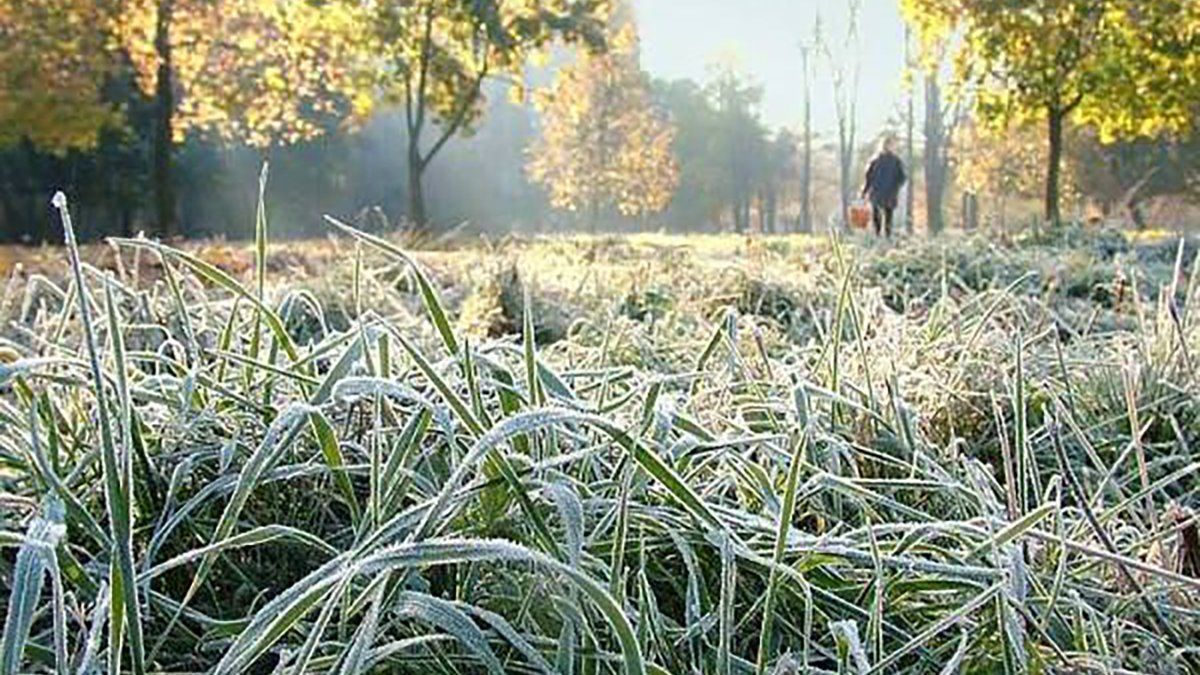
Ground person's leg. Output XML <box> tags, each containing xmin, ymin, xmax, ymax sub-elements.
<box><xmin>884</xmin><ymin>206</ymin><xmax>894</xmax><ymax>237</ymax></box>
<box><xmin>872</xmin><ymin>203</ymin><xmax>883</xmax><ymax>236</ymax></box>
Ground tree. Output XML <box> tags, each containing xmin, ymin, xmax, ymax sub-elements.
<box><xmin>956</xmin><ymin>121</ymin><xmax>1056</xmax><ymax>227</ymax></box>
<box><xmin>0</xmin><ymin>0</ymin><xmax>121</xmax><ymax>153</ymax></box>
<box><xmin>1070</xmin><ymin>130</ymin><xmax>1200</xmax><ymax>228</ymax></box>
<box><xmin>903</xmin><ymin>28</ymin><xmax>916</xmax><ymax>234</ymax></box>
<box><xmin>922</xmin><ymin>72</ymin><xmax>964</xmax><ymax>235</ymax></box>
<box><xmin>527</xmin><ymin>23</ymin><xmax>678</xmax><ymax>230</ymax></box>
<box><xmin>760</xmin><ymin>130</ymin><xmax>797</xmax><ymax>234</ymax></box>
<box><xmin>115</xmin><ymin>0</ymin><xmax>365</xmax><ymax>236</ymax></box>
<box><xmin>796</xmin><ymin>22</ymin><xmax>818</xmax><ymax>234</ymax></box>
<box><xmin>359</xmin><ymin>0</ymin><xmax>609</xmax><ymax>231</ymax></box>
<box><xmin>707</xmin><ymin>63</ymin><xmax>767</xmax><ymax>233</ymax></box>
<box><xmin>820</xmin><ymin>1</ymin><xmax>861</xmax><ymax>230</ymax></box>
<box><xmin>651</xmin><ymin>78</ymin><xmax>725</xmax><ymax>231</ymax></box>
<box><xmin>902</xmin><ymin>0</ymin><xmax>1200</xmax><ymax>225</ymax></box>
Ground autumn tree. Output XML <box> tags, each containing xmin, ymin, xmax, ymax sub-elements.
<box><xmin>708</xmin><ymin>63</ymin><xmax>768</xmax><ymax>233</ymax></box>
<box><xmin>1070</xmin><ymin>130</ymin><xmax>1200</xmax><ymax>228</ymax></box>
<box><xmin>902</xmin><ymin>0</ymin><xmax>1200</xmax><ymax>225</ymax></box>
<box><xmin>956</xmin><ymin>121</ymin><xmax>1060</xmax><ymax>226</ymax></box>
<box><xmin>355</xmin><ymin>0</ymin><xmax>609</xmax><ymax>231</ymax></box>
<box><xmin>527</xmin><ymin>23</ymin><xmax>677</xmax><ymax>230</ymax></box>
<box><xmin>0</xmin><ymin>0</ymin><xmax>121</xmax><ymax>153</ymax></box>
<box><xmin>116</xmin><ymin>0</ymin><xmax>365</xmax><ymax>236</ymax></box>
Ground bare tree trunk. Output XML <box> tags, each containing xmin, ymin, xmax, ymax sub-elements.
<box><xmin>904</xmin><ymin>28</ymin><xmax>915</xmax><ymax>234</ymax></box>
<box><xmin>766</xmin><ymin>185</ymin><xmax>777</xmax><ymax>234</ymax></box>
<box><xmin>838</xmin><ymin>128</ymin><xmax>853</xmax><ymax>232</ymax></box>
<box><xmin>406</xmin><ymin>145</ymin><xmax>427</xmax><ymax>231</ymax></box>
<box><xmin>799</xmin><ymin>46</ymin><xmax>813</xmax><ymax>234</ymax></box>
<box><xmin>152</xmin><ymin>0</ymin><xmax>175</xmax><ymax>238</ymax></box>
<box><xmin>1046</xmin><ymin>108</ymin><xmax>1064</xmax><ymax>225</ymax></box>
<box><xmin>923</xmin><ymin>76</ymin><xmax>947</xmax><ymax>235</ymax></box>
<box><xmin>1127</xmin><ymin>197</ymin><xmax>1147</xmax><ymax>229</ymax></box>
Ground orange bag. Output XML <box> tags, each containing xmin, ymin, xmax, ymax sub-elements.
<box><xmin>849</xmin><ymin>201</ymin><xmax>872</xmax><ymax>230</ymax></box>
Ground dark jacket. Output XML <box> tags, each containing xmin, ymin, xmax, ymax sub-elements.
<box><xmin>863</xmin><ymin>150</ymin><xmax>906</xmax><ymax>209</ymax></box>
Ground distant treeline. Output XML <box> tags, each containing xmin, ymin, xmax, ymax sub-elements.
<box><xmin>3</xmin><ymin>0</ymin><xmax>1198</xmax><ymax>243</ymax></box>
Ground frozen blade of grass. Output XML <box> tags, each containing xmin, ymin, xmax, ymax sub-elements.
<box><xmin>382</xmin><ymin>323</ymin><xmax>483</xmax><ymax>435</ymax></box>
<box><xmin>331</xmin><ymin>376</ymin><xmax>452</xmax><ymax>432</ymax></box>
<box><xmin>357</xmin><ymin>539</ymin><xmax>647</xmax><ymax>675</ymax></box>
<box><xmin>309</xmin><ymin>409</ymin><xmax>361</xmax><ymax>524</ymax></box>
<box><xmin>523</xmin><ymin>285</ymin><xmax>544</xmax><ymax>407</ymax></box>
<box><xmin>52</xmin><ymin>193</ymin><xmax>146</xmax><ymax>675</ymax></box>
<box><xmin>0</xmin><ymin>498</ymin><xmax>66</xmax><ymax>675</ymax></box>
<box><xmin>284</xmin><ymin>576</ymin><xmax>349</xmax><ymax>675</ymax></box>
<box><xmin>338</xmin><ymin>367</ymin><xmax>558</xmax><ymax>554</ymax></box>
<box><xmin>1047</xmin><ymin>403</ymin><xmax>1187</xmax><ymax>653</ymax></box>
<box><xmin>142</xmin><ymin>525</ymin><xmax>336</xmax><ymax>581</ymax></box>
<box><xmin>403</xmin><ymin>408</ymin><xmax>724</xmax><ymax>552</ymax></box>
<box><xmin>164</xmin><ymin>403</ymin><xmax>315</xmax><ymax>649</ymax></box>
<box><xmin>937</xmin><ymin>630</ymin><xmax>970</xmax><ymax>675</ymax></box>
<box><xmin>338</xmin><ymin>583</ymin><xmax>387</xmax><ymax>675</ymax></box>
<box><xmin>865</xmin><ymin>583</ymin><xmax>1001</xmax><ymax>674</ymax></box>
<box><xmin>75</xmin><ymin>582</ymin><xmax>110</xmax><ymax>675</ymax></box>
<box><xmin>545</xmin><ymin>482</ymin><xmax>585</xmax><ymax>566</ymax></box>
<box><xmin>325</xmin><ymin>215</ymin><xmax>460</xmax><ymax>356</ymax></box>
<box><xmin>213</xmin><ymin>557</ymin><xmax>346</xmax><ymax>675</ymax></box>
<box><xmin>610</xmin><ymin>467</ymin><xmax>632</xmax><ymax>600</ymax></box>
<box><xmin>157</xmin><ymin>254</ymin><xmax>198</xmax><ymax>366</ymax></box>
<box><xmin>24</xmin><ymin>402</ymin><xmax>108</xmax><ymax>547</ymax></box>
<box><xmin>394</xmin><ymin>592</ymin><xmax>504</xmax><ymax>675</ymax></box>
<box><xmin>756</xmin><ymin>430</ymin><xmax>810</xmax><ymax>675</ymax></box>
<box><xmin>717</xmin><ymin>533</ymin><xmax>736</xmax><ymax>675</ymax></box>
<box><xmin>110</xmin><ymin>237</ymin><xmax>300</xmax><ymax>363</ymax></box>
<box><xmin>42</xmin><ymin>533</ymin><xmax>67</xmax><ymax>675</ymax></box>
<box><xmin>967</xmin><ymin>501</ymin><xmax>1057</xmax><ymax>560</ymax></box>
<box><xmin>829</xmin><ymin>620</ymin><xmax>870</xmax><ymax>675</ymax></box>
<box><xmin>546</xmin><ymin>481</ymin><xmax>584</xmax><ymax>672</ymax></box>
<box><xmin>458</xmin><ymin>603</ymin><xmax>555</xmax><ymax>675</ymax></box>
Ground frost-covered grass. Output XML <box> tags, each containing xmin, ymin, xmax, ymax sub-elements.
<box><xmin>1</xmin><ymin>197</ymin><xmax>1198</xmax><ymax>674</ymax></box>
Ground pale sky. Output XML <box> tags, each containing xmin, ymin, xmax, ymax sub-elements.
<box><xmin>634</xmin><ymin>0</ymin><xmax>909</xmax><ymax>136</ymax></box>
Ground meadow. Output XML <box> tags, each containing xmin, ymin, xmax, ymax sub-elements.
<box><xmin>1</xmin><ymin>200</ymin><xmax>1198</xmax><ymax>674</ymax></box>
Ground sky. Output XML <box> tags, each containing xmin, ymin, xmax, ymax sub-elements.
<box><xmin>633</xmin><ymin>0</ymin><xmax>908</xmax><ymax>137</ymax></box>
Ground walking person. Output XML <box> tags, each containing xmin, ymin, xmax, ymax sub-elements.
<box><xmin>861</xmin><ymin>135</ymin><xmax>906</xmax><ymax>238</ymax></box>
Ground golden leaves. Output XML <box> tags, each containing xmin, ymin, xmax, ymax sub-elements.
<box><xmin>0</xmin><ymin>0</ymin><xmax>121</xmax><ymax>152</ymax></box>
<box><xmin>527</xmin><ymin>22</ymin><xmax>678</xmax><ymax>219</ymax></box>
<box><xmin>117</xmin><ymin>0</ymin><xmax>372</xmax><ymax>148</ymax></box>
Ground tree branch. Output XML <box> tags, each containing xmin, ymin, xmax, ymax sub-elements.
<box><xmin>419</xmin><ymin>62</ymin><xmax>490</xmax><ymax>171</ymax></box>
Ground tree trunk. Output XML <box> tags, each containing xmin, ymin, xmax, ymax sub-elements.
<box><xmin>799</xmin><ymin>48</ymin><xmax>813</xmax><ymax>234</ymax></box>
<box><xmin>962</xmin><ymin>191</ymin><xmax>978</xmax><ymax>230</ymax></box>
<box><xmin>923</xmin><ymin>76</ymin><xmax>946</xmax><ymax>235</ymax></box>
<box><xmin>406</xmin><ymin>142</ymin><xmax>427</xmax><ymax>230</ymax></box>
<box><xmin>766</xmin><ymin>186</ymin><xmax>777</xmax><ymax>234</ymax></box>
<box><xmin>152</xmin><ymin>0</ymin><xmax>175</xmax><ymax>238</ymax></box>
<box><xmin>1127</xmin><ymin>197</ymin><xmax>1147</xmax><ymax>229</ymax></box>
<box><xmin>1045</xmin><ymin>109</ymin><xmax>1064</xmax><ymax>225</ymax></box>
<box><xmin>838</xmin><ymin>126</ymin><xmax>852</xmax><ymax>231</ymax></box>
<box><xmin>904</xmin><ymin>29</ymin><xmax>915</xmax><ymax>234</ymax></box>
<box><xmin>589</xmin><ymin>199</ymin><xmax>600</xmax><ymax>234</ymax></box>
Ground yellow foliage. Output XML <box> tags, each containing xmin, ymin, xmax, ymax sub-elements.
<box><xmin>527</xmin><ymin>23</ymin><xmax>679</xmax><ymax>220</ymax></box>
<box><xmin>0</xmin><ymin>0</ymin><xmax>122</xmax><ymax>152</ymax></box>
<box><xmin>115</xmin><ymin>0</ymin><xmax>371</xmax><ymax>148</ymax></box>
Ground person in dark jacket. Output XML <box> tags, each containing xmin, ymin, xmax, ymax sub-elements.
<box><xmin>861</xmin><ymin>136</ymin><xmax>906</xmax><ymax>237</ymax></box>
